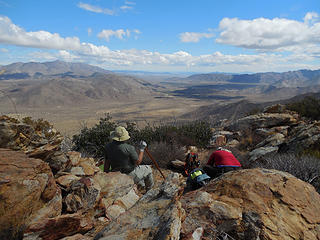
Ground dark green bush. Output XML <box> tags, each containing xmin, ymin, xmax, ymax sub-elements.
<box><xmin>72</xmin><ymin>114</ymin><xmax>117</xmax><ymax>159</ymax></box>
<box><xmin>286</xmin><ymin>96</ymin><xmax>320</xmax><ymax>120</ymax></box>
<box><xmin>251</xmin><ymin>153</ymin><xmax>320</xmax><ymax>193</ymax></box>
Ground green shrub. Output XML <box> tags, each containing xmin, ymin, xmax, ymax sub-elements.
<box><xmin>286</xmin><ymin>96</ymin><xmax>320</xmax><ymax>120</ymax></box>
<box><xmin>72</xmin><ymin>114</ymin><xmax>116</xmax><ymax>159</ymax></box>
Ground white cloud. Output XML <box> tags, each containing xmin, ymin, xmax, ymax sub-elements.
<box><xmin>304</xmin><ymin>12</ymin><xmax>319</xmax><ymax>25</ymax></box>
<box><xmin>125</xmin><ymin>1</ymin><xmax>136</xmax><ymax>5</ymax></box>
<box><xmin>98</xmin><ymin>29</ymin><xmax>126</xmax><ymax>41</ymax></box>
<box><xmin>97</xmin><ymin>29</ymin><xmax>141</xmax><ymax>41</ymax></box>
<box><xmin>58</xmin><ymin>50</ymin><xmax>78</xmax><ymax>61</ymax></box>
<box><xmin>216</xmin><ymin>12</ymin><xmax>320</xmax><ymax>52</ymax></box>
<box><xmin>78</xmin><ymin>1</ymin><xmax>134</xmax><ymax>15</ymax></box>
<box><xmin>120</xmin><ymin>5</ymin><xmax>133</xmax><ymax>11</ymax></box>
<box><xmin>77</xmin><ymin>2</ymin><xmax>115</xmax><ymax>15</ymax></box>
<box><xmin>87</xmin><ymin>28</ymin><xmax>92</xmax><ymax>36</ymax></box>
<box><xmin>0</xmin><ymin>48</ymin><xmax>9</xmax><ymax>52</ymax></box>
<box><xmin>0</xmin><ymin>15</ymin><xmax>319</xmax><ymax>73</ymax></box>
<box><xmin>0</xmin><ymin>15</ymin><xmax>81</xmax><ymax>50</ymax></box>
<box><xmin>180</xmin><ymin>31</ymin><xmax>214</xmax><ymax>43</ymax></box>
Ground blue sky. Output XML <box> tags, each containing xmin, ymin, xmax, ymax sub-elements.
<box><xmin>0</xmin><ymin>0</ymin><xmax>319</xmax><ymax>73</ymax></box>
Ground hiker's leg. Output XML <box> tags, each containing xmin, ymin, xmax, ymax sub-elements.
<box><xmin>128</xmin><ymin>167</ymin><xmax>145</xmax><ymax>188</ymax></box>
<box><xmin>139</xmin><ymin>165</ymin><xmax>154</xmax><ymax>190</ymax></box>
<box><xmin>128</xmin><ymin>165</ymin><xmax>154</xmax><ymax>190</ymax></box>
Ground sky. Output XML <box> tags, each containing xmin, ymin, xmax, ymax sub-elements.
<box><xmin>0</xmin><ymin>0</ymin><xmax>319</xmax><ymax>73</ymax></box>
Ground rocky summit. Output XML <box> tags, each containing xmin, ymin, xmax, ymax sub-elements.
<box><xmin>0</xmin><ymin>111</ymin><xmax>320</xmax><ymax>240</ymax></box>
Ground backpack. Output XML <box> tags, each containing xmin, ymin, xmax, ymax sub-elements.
<box><xmin>187</xmin><ymin>168</ymin><xmax>211</xmax><ymax>190</ymax></box>
<box><xmin>184</xmin><ymin>152</ymin><xmax>200</xmax><ymax>175</ymax></box>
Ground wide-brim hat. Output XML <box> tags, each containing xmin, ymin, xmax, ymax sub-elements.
<box><xmin>110</xmin><ymin>126</ymin><xmax>130</xmax><ymax>141</ymax></box>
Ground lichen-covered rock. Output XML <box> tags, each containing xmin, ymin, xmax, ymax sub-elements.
<box><xmin>226</xmin><ymin>113</ymin><xmax>298</xmax><ymax>132</ymax></box>
<box><xmin>0</xmin><ymin>148</ymin><xmax>62</xmax><ymax>240</ymax></box>
<box><xmin>56</xmin><ymin>174</ymin><xmax>81</xmax><ymax>188</ymax></box>
<box><xmin>180</xmin><ymin>168</ymin><xmax>320</xmax><ymax>240</ymax></box>
<box><xmin>93</xmin><ymin>171</ymin><xmax>140</xmax><ymax>220</ymax></box>
<box><xmin>94</xmin><ymin>173</ymin><xmax>184</xmax><ymax>240</ymax></box>
<box><xmin>64</xmin><ymin>177</ymin><xmax>101</xmax><ymax>213</ymax></box>
<box><xmin>249</xmin><ymin>146</ymin><xmax>279</xmax><ymax>162</ymax></box>
<box><xmin>23</xmin><ymin>213</ymin><xmax>93</xmax><ymax>240</ymax></box>
<box><xmin>0</xmin><ymin>115</ymin><xmax>69</xmax><ymax>173</ymax></box>
<box><xmin>279</xmin><ymin>121</ymin><xmax>320</xmax><ymax>153</ymax></box>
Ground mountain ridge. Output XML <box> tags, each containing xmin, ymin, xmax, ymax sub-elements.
<box><xmin>0</xmin><ymin>60</ymin><xmax>112</xmax><ymax>79</ymax></box>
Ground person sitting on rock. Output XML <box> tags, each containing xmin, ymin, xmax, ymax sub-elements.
<box><xmin>184</xmin><ymin>146</ymin><xmax>200</xmax><ymax>176</ymax></box>
<box><xmin>186</xmin><ymin>167</ymin><xmax>211</xmax><ymax>191</ymax></box>
<box><xmin>104</xmin><ymin>126</ymin><xmax>154</xmax><ymax>191</ymax></box>
<box><xmin>203</xmin><ymin>147</ymin><xmax>242</xmax><ymax>179</ymax></box>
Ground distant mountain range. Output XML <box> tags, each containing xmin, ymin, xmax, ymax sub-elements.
<box><xmin>0</xmin><ymin>60</ymin><xmax>111</xmax><ymax>79</ymax></box>
<box><xmin>1</xmin><ymin>60</ymin><xmax>320</xmax><ymax>109</ymax></box>
<box><xmin>0</xmin><ymin>61</ymin><xmax>156</xmax><ymax>108</ymax></box>
<box><xmin>184</xmin><ymin>69</ymin><xmax>320</xmax><ymax>88</ymax></box>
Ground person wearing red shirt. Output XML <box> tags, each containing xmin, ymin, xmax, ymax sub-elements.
<box><xmin>204</xmin><ymin>147</ymin><xmax>242</xmax><ymax>178</ymax></box>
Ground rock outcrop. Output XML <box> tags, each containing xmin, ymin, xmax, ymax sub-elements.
<box><xmin>180</xmin><ymin>168</ymin><xmax>320</xmax><ymax>240</ymax></box>
<box><xmin>211</xmin><ymin>105</ymin><xmax>320</xmax><ymax>163</ymax></box>
<box><xmin>94</xmin><ymin>173</ymin><xmax>184</xmax><ymax>240</ymax></box>
<box><xmin>0</xmin><ymin>148</ymin><xmax>62</xmax><ymax>240</ymax></box>
<box><xmin>1</xmin><ymin>114</ymin><xmax>320</xmax><ymax>240</ymax></box>
<box><xmin>0</xmin><ymin>115</ymin><xmax>68</xmax><ymax>173</ymax></box>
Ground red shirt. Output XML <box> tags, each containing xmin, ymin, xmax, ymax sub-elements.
<box><xmin>207</xmin><ymin>150</ymin><xmax>241</xmax><ymax>167</ymax></box>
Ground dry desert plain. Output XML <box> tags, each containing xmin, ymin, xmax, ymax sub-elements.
<box><xmin>0</xmin><ymin>89</ymin><xmax>214</xmax><ymax>137</ymax></box>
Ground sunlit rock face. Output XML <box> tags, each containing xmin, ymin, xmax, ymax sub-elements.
<box><xmin>180</xmin><ymin>168</ymin><xmax>320</xmax><ymax>240</ymax></box>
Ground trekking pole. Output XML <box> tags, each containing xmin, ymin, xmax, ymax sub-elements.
<box><xmin>145</xmin><ymin>148</ymin><xmax>166</xmax><ymax>179</ymax></box>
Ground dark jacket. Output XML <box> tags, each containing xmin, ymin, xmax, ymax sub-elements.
<box><xmin>105</xmin><ymin>141</ymin><xmax>138</xmax><ymax>173</ymax></box>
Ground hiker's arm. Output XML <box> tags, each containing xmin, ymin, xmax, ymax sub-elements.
<box><xmin>136</xmin><ymin>151</ymin><xmax>144</xmax><ymax>165</ymax></box>
<box><xmin>136</xmin><ymin>141</ymin><xmax>147</xmax><ymax>166</ymax></box>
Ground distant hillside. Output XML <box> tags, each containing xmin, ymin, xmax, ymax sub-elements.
<box><xmin>0</xmin><ymin>60</ymin><xmax>111</xmax><ymax>79</ymax></box>
<box><xmin>0</xmin><ymin>61</ymin><xmax>157</xmax><ymax>108</ymax></box>
<box><xmin>186</xmin><ymin>69</ymin><xmax>320</xmax><ymax>87</ymax></box>
<box><xmin>2</xmin><ymin>73</ymin><xmax>156</xmax><ymax>107</ymax></box>
<box><xmin>182</xmin><ymin>91</ymin><xmax>320</xmax><ymax>123</ymax></box>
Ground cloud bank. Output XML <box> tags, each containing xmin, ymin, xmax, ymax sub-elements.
<box><xmin>78</xmin><ymin>1</ymin><xmax>135</xmax><ymax>15</ymax></box>
<box><xmin>98</xmin><ymin>29</ymin><xmax>141</xmax><ymax>41</ymax></box>
<box><xmin>180</xmin><ymin>31</ymin><xmax>214</xmax><ymax>43</ymax></box>
<box><xmin>216</xmin><ymin>12</ymin><xmax>320</xmax><ymax>53</ymax></box>
<box><xmin>0</xmin><ymin>14</ymin><xmax>319</xmax><ymax>72</ymax></box>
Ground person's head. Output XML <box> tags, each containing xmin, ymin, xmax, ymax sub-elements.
<box><xmin>186</xmin><ymin>145</ymin><xmax>197</xmax><ymax>154</ymax></box>
<box><xmin>110</xmin><ymin>126</ymin><xmax>130</xmax><ymax>142</ymax></box>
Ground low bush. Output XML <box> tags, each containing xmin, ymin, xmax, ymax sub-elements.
<box><xmin>72</xmin><ymin>114</ymin><xmax>116</xmax><ymax>159</ymax></box>
<box><xmin>286</xmin><ymin>96</ymin><xmax>320</xmax><ymax>120</ymax></box>
<box><xmin>251</xmin><ymin>153</ymin><xmax>320</xmax><ymax>193</ymax></box>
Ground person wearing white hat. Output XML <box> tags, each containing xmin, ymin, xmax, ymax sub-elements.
<box><xmin>104</xmin><ymin>126</ymin><xmax>154</xmax><ymax>191</ymax></box>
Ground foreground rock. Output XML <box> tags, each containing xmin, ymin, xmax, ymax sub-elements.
<box><xmin>94</xmin><ymin>173</ymin><xmax>184</xmax><ymax>240</ymax></box>
<box><xmin>0</xmin><ymin>148</ymin><xmax>62</xmax><ymax>240</ymax></box>
<box><xmin>23</xmin><ymin>213</ymin><xmax>94</xmax><ymax>240</ymax></box>
<box><xmin>0</xmin><ymin>115</ymin><xmax>68</xmax><ymax>173</ymax></box>
<box><xmin>180</xmin><ymin>168</ymin><xmax>320</xmax><ymax>240</ymax></box>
